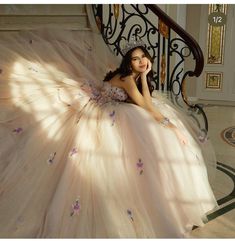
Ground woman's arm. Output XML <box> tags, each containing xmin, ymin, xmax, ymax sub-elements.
<box><xmin>121</xmin><ymin>75</ymin><xmax>152</xmax><ymax>111</ymax></box>
<box><xmin>121</xmin><ymin>75</ymin><xmax>174</xmax><ymax>128</ymax></box>
<box><xmin>139</xmin><ymin>60</ymin><xmax>177</xmax><ymax>128</ymax></box>
<box><xmin>139</xmin><ymin>59</ymin><xmax>152</xmax><ymax>105</ymax></box>
<box><xmin>122</xmin><ymin>75</ymin><xmax>188</xmax><ymax>144</ymax></box>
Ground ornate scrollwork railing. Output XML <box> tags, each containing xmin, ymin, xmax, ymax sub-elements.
<box><xmin>91</xmin><ymin>4</ymin><xmax>208</xmax><ymax>134</ymax></box>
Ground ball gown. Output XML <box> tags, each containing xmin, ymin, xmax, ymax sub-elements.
<box><xmin>0</xmin><ymin>28</ymin><xmax>218</xmax><ymax>238</ymax></box>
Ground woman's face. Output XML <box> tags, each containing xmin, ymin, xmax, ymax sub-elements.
<box><xmin>130</xmin><ymin>48</ymin><xmax>148</xmax><ymax>74</ymax></box>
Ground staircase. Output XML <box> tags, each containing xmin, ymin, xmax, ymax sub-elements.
<box><xmin>91</xmin><ymin>4</ymin><xmax>209</xmax><ymax>134</ymax></box>
<box><xmin>0</xmin><ymin>4</ymin><xmax>90</xmax><ymax>32</ymax></box>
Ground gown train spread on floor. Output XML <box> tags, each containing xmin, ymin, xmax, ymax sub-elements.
<box><xmin>0</xmin><ymin>28</ymin><xmax>218</xmax><ymax>238</ymax></box>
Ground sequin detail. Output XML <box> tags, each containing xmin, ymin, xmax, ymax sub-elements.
<box><xmin>91</xmin><ymin>82</ymin><xmax>128</xmax><ymax>105</ymax></box>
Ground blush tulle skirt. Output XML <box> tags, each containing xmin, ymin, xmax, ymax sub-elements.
<box><xmin>0</xmin><ymin>28</ymin><xmax>218</xmax><ymax>238</ymax></box>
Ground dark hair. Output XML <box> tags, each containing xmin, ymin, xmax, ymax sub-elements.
<box><xmin>103</xmin><ymin>46</ymin><xmax>154</xmax><ymax>95</ymax></box>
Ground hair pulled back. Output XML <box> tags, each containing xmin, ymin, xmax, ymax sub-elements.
<box><xmin>103</xmin><ymin>46</ymin><xmax>154</xmax><ymax>95</ymax></box>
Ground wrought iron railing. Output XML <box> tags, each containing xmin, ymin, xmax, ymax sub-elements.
<box><xmin>91</xmin><ymin>4</ymin><xmax>208</xmax><ymax>135</ymax></box>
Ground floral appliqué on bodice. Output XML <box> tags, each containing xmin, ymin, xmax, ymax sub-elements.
<box><xmin>90</xmin><ymin>82</ymin><xmax>128</xmax><ymax>105</ymax></box>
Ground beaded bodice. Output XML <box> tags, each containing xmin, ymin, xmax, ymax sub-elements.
<box><xmin>103</xmin><ymin>82</ymin><xmax>128</xmax><ymax>101</ymax></box>
<box><xmin>90</xmin><ymin>82</ymin><xmax>128</xmax><ymax>104</ymax></box>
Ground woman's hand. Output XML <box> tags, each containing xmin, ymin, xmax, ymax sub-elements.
<box><xmin>155</xmin><ymin>116</ymin><xmax>188</xmax><ymax>145</ymax></box>
<box><xmin>141</xmin><ymin>59</ymin><xmax>152</xmax><ymax>77</ymax></box>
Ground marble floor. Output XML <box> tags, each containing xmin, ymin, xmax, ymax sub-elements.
<box><xmin>190</xmin><ymin>104</ymin><xmax>235</xmax><ymax>238</ymax></box>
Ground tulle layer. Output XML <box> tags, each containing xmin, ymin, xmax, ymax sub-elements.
<box><xmin>0</xmin><ymin>28</ymin><xmax>217</xmax><ymax>238</ymax></box>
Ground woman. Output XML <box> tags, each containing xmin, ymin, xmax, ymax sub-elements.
<box><xmin>0</xmin><ymin>28</ymin><xmax>217</xmax><ymax>238</ymax></box>
<box><xmin>103</xmin><ymin>43</ymin><xmax>188</xmax><ymax>145</ymax></box>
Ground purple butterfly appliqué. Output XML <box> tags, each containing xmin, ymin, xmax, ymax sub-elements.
<box><xmin>70</xmin><ymin>147</ymin><xmax>78</xmax><ymax>157</ymax></box>
<box><xmin>13</xmin><ymin>127</ymin><xmax>23</xmax><ymax>134</ymax></box>
<box><xmin>70</xmin><ymin>198</ymin><xmax>81</xmax><ymax>216</ymax></box>
<box><xmin>109</xmin><ymin>110</ymin><xmax>116</xmax><ymax>126</ymax></box>
<box><xmin>136</xmin><ymin>158</ymin><xmax>144</xmax><ymax>175</ymax></box>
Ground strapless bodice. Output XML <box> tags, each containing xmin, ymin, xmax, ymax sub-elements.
<box><xmin>102</xmin><ymin>82</ymin><xmax>128</xmax><ymax>101</ymax></box>
<box><xmin>90</xmin><ymin>82</ymin><xmax>128</xmax><ymax>104</ymax></box>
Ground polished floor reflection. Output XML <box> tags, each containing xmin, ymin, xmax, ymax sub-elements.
<box><xmin>191</xmin><ymin>104</ymin><xmax>235</xmax><ymax>238</ymax></box>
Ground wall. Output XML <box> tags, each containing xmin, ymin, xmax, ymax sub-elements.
<box><xmin>185</xmin><ymin>4</ymin><xmax>202</xmax><ymax>98</ymax></box>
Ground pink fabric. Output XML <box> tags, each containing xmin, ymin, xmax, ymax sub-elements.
<box><xmin>0</xmin><ymin>28</ymin><xmax>218</xmax><ymax>238</ymax></box>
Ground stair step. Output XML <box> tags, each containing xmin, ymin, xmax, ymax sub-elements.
<box><xmin>0</xmin><ymin>26</ymin><xmax>91</xmax><ymax>32</ymax></box>
<box><xmin>0</xmin><ymin>28</ymin><xmax>91</xmax><ymax>39</ymax></box>
<box><xmin>0</xmin><ymin>4</ymin><xmax>87</xmax><ymax>15</ymax></box>
<box><xmin>0</xmin><ymin>4</ymin><xmax>90</xmax><ymax>31</ymax></box>
<box><xmin>0</xmin><ymin>15</ymin><xmax>89</xmax><ymax>28</ymax></box>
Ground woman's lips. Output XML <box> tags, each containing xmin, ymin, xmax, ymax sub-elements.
<box><xmin>139</xmin><ymin>65</ymin><xmax>146</xmax><ymax>68</ymax></box>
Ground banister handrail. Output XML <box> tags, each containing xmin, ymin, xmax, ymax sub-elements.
<box><xmin>91</xmin><ymin>4</ymin><xmax>209</xmax><ymax>133</ymax></box>
<box><xmin>146</xmin><ymin>4</ymin><xmax>204</xmax><ymax>77</ymax></box>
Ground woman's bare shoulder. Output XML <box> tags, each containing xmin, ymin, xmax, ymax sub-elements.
<box><xmin>109</xmin><ymin>74</ymin><xmax>136</xmax><ymax>91</ymax></box>
<box><xmin>109</xmin><ymin>74</ymin><xmax>125</xmax><ymax>88</ymax></box>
